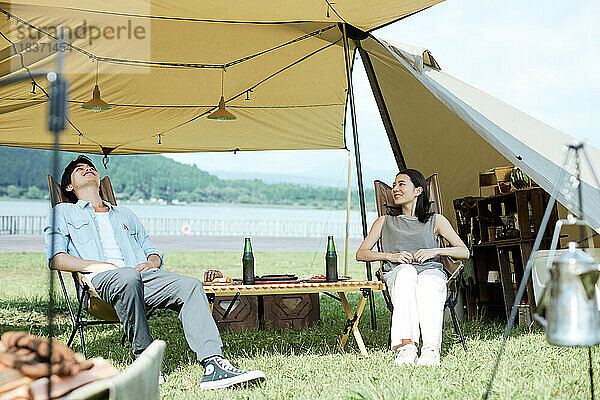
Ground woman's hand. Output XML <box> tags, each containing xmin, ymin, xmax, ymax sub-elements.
<box><xmin>413</xmin><ymin>248</ymin><xmax>439</xmax><ymax>264</ymax></box>
<box><xmin>387</xmin><ymin>251</ymin><xmax>414</xmax><ymax>264</ymax></box>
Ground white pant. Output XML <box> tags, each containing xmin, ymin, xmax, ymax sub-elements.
<box><xmin>388</xmin><ymin>264</ymin><xmax>447</xmax><ymax>351</ymax></box>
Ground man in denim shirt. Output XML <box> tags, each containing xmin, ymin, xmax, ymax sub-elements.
<box><xmin>45</xmin><ymin>156</ymin><xmax>265</xmax><ymax>389</ymax></box>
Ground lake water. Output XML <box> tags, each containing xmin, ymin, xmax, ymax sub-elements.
<box><xmin>0</xmin><ymin>200</ymin><xmax>378</xmax><ymax>225</ymax></box>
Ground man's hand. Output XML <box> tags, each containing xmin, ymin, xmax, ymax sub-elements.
<box><xmin>413</xmin><ymin>248</ymin><xmax>439</xmax><ymax>264</ymax></box>
<box><xmin>135</xmin><ymin>261</ymin><xmax>158</xmax><ymax>272</ymax></box>
<box><xmin>136</xmin><ymin>254</ymin><xmax>162</xmax><ymax>272</ymax></box>
<box><xmin>387</xmin><ymin>251</ymin><xmax>414</xmax><ymax>264</ymax></box>
<box><xmin>204</xmin><ymin>269</ymin><xmax>223</xmax><ymax>282</ymax></box>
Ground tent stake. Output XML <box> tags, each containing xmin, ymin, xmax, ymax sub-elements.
<box><xmin>342</xmin><ymin>24</ymin><xmax>377</xmax><ymax>331</ymax></box>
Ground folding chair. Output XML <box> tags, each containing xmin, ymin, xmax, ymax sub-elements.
<box><xmin>46</xmin><ymin>174</ymin><xmax>153</xmax><ymax>358</ymax></box>
<box><xmin>64</xmin><ymin>340</ymin><xmax>166</xmax><ymax>400</ymax></box>
<box><xmin>373</xmin><ymin>174</ymin><xmax>467</xmax><ymax>352</ymax></box>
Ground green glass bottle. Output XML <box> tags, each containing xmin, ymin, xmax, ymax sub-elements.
<box><xmin>242</xmin><ymin>237</ymin><xmax>255</xmax><ymax>285</ymax></box>
<box><xmin>325</xmin><ymin>235</ymin><xmax>338</xmax><ymax>282</ymax></box>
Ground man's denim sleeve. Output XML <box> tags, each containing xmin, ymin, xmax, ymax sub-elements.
<box><xmin>126</xmin><ymin>208</ymin><xmax>164</xmax><ymax>267</ymax></box>
<box><xmin>44</xmin><ymin>205</ymin><xmax>69</xmax><ymax>268</ymax></box>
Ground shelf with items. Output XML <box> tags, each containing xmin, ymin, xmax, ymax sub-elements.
<box><xmin>454</xmin><ymin>187</ymin><xmax>559</xmax><ymax>322</ymax></box>
<box><xmin>477</xmin><ymin>188</ymin><xmax>558</xmax><ymax>244</ymax></box>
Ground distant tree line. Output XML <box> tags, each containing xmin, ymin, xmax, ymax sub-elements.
<box><xmin>0</xmin><ymin>146</ymin><xmax>375</xmax><ymax>209</ymax></box>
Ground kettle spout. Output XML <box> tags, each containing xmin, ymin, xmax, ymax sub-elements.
<box><xmin>579</xmin><ymin>268</ymin><xmax>600</xmax><ymax>300</ymax></box>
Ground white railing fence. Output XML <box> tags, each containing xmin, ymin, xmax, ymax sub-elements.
<box><xmin>0</xmin><ymin>216</ymin><xmax>46</xmax><ymax>235</ymax></box>
<box><xmin>0</xmin><ymin>216</ymin><xmax>364</xmax><ymax>238</ymax></box>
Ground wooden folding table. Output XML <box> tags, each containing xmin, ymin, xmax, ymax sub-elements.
<box><xmin>203</xmin><ymin>280</ymin><xmax>384</xmax><ymax>356</ymax></box>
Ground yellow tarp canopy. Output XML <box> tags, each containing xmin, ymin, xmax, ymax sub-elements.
<box><xmin>0</xmin><ymin>1</ymin><xmax>441</xmax><ymax>154</ymax></box>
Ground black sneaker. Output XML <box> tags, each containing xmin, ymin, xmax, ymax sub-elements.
<box><xmin>200</xmin><ymin>356</ymin><xmax>265</xmax><ymax>390</ymax></box>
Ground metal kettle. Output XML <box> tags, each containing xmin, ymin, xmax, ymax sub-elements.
<box><xmin>539</xmin><ymin>242</ymin><xmax>600</xmax><ymax>346</ymax></box>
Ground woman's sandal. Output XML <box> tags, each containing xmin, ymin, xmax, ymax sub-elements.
<box><xmin>394</xmin><ymin>343</ymin><xmax>418</xmax><ymax>366</ymax></box>
<box><xmin>416</xmin><ymin>345</ymin><xmax>440</xmax><ymax>366</ymax></box>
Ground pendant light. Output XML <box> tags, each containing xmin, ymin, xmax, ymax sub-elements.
<box><xmin>207</xmin><ymin>68</ymin><xmax>236</xmax><ymax>121</ymax></box>
<box><xmin>81</xmin><ymin>61</ymin><xmax>113</xmax><ymax>112</ymax></box>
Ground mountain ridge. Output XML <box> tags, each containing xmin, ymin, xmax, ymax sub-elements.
<box><xmin>0</xmin><ymin>146</ymin><xmax>374</xmax><ymax>209</ymax></box>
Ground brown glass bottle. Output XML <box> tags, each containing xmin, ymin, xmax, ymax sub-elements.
<box><xmin>325</xmin><ymin>235</ymin><xmax>338</xmax><ymax>282</ymax></box>
<box><xmin>242</xmin><ymin>237</ymin><xmax>255</xmax><ymax>285</ymax></box>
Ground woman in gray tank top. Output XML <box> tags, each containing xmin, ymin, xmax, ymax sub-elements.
<box><xmin>356</xmin><ymin>169</ymin><xmax>469</xmax><ymax>366</ymax></box>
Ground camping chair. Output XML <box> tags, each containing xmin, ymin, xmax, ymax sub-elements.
<box><xmin>46</xmin><ymin>174</ymin><xmax>154</xmax><ymax>358</ymax></box>
<box><xmin>373</xmin><ymin>174</ymin><xmax>467</xmax><ymax>352</ymax></box>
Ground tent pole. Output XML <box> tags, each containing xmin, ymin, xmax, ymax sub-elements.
<box><xmin>357</xmin><ymin>46</ymin><xmax>406</xmax><ymax>170</ymax></box>
<box><xmin>342</xmin><ymin>24</ymin><xmax>377</xmax><ymax>331</ymax></box>
<box><xmin>344</xmin><ymin>150</ymin><xmax>351</xmax><ymax>277</ymax></box>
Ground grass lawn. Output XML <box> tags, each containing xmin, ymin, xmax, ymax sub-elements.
<box><xmin>0</xmin><ymin>251</ymin><xmax>598</xmax><ymax>399</ymax></box>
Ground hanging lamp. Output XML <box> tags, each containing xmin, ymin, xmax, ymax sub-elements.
<box><xmin>81</xmin><ymin>61</ymin><xmax>113</xmax><ymax>112</ymax></box>
<box><xmin>207</xmin><ymin>68</ymin><xmax>236</xmax><ymax>121</ymax></box>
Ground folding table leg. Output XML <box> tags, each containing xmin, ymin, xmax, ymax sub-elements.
<box><xmin>337</xmin><ymin>290</ymin><xmax>369</xmax><ymax>356</ymax></box>
<box><xmin>207</xmin><ymin>293</ymin><xmax>215</xmax><ymax>313</ymax></box>
<box><xmin>222</xmin><ymin>292</ymin><xmax>240</xmax><ymax>320</ymax></box>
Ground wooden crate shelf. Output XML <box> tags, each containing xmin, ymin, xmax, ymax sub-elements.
<box><xmin>454</xmin><ymin>187</ymin><xmax>558</xmax><ymax>321</ymax></box>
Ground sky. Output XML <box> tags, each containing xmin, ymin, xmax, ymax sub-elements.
<box><xmin>167</xmin><ymin>0</ymin><xmax>599</xmax><ymax>187</ymax></box>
